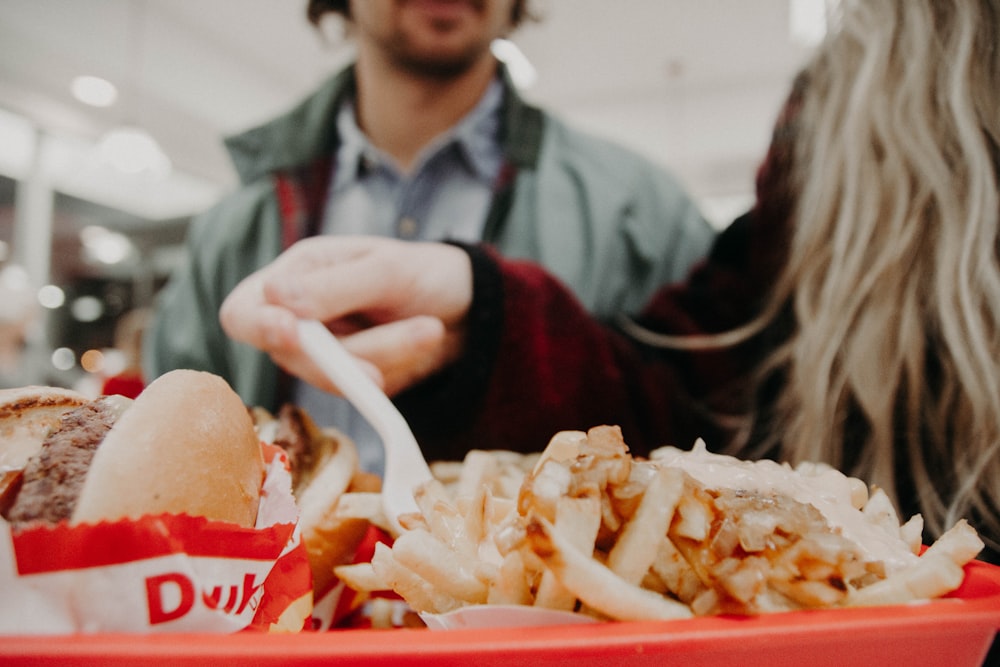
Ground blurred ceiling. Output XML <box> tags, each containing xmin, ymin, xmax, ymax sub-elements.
<box><xmin>0</xmin><ymin>0</ymin><xmax>818</xmax><ymax>227</ymax></box>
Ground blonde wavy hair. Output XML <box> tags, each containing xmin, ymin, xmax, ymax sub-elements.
<box><xmin>759</xmin><ymin>0</ymin><xmax>1000</xmax><ymax>548</ymax></box>
<box><xmin>633</xmin><ymin>0</ymin><xmax>1000</xmax><ymax>550</ymax></box>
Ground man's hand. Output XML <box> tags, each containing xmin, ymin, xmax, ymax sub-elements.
<box><xmin>219</xmin><ymin>236</ymin><xmax>474</xmax><ymax>397</ymax></box>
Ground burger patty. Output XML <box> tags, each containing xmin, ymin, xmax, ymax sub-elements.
<box><xmin>3</xmin><ymin>398</ymin><xmax>118</xmax><ymax>526</ymax></box>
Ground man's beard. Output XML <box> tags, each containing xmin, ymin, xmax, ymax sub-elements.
<box><xmin>383</xmin><ymin>31</ymin><xmax>492</xmax><ymax>80</ymax></box>
<box><xmin>395</xmin><ymin>52</ymin><xmax>484</xmax><ymax>79</ymax></box>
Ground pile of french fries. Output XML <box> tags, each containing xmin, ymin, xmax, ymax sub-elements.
<box><xmin>333</xmin><ymin>426</ymin><xmax>983</xmax><ymax>622</ymax></box>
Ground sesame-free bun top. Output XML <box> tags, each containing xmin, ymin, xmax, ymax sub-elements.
<box><xmin>72</xmin><ymin>369</ymin><xmax>264</xmax><ymax>527</ymax></box>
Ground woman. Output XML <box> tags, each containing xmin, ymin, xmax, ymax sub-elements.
<box><xmin>219</xmin><ymin>0</ymin><xmax>1000</xmax><ymax>564</ymax></box>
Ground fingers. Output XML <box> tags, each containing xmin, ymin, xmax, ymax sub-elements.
<box><xmin>257</xmin><ymin>236</ymin><xmax>407</xmax><ymax>322</ymax></box>
<box><xmin>259</xmin><ymin>237</ymin><xmax>474</xmax><ymax>327</ymax></box>
<box><xmin>220</xmin><ymin>271</ymin><xmax>298</xmax><ymax>351</ymax></box>
<box><xmin>339</xmin><ymin>316</ymin><xmax>450</xmax><ymax>396</ymax></box>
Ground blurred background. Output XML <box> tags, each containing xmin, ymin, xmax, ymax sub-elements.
<box><xmin>0</xmin><ymin>0</ymin><xmax>824</xmax><ymax>392</ymax></box>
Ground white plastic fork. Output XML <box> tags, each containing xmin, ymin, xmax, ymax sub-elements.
<box><xmin>296</xmin><ymin>319</ymin><xmax>434</xmax><ymax>534</ymax></box>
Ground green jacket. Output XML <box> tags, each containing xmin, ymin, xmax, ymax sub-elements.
<box><xmin>145</xmin><ymin>65</ymin><xmax>715</xmax><ymax>411</ymax></box>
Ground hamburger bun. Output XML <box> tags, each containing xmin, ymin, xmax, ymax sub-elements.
<box><xmin>2</xmin><ymin>369</ymin><xmax>265</xmax><ymax>529</ymax></box>
<box><xmin>74</xmin><ymin>369</ymin><xmax>265</xmax><ymax>527</ymax></box>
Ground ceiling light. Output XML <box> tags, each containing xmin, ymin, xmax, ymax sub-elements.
<box><xmin>51</xmin><ymin>347</ymin><xmax>76</xmax><ymax>371</ymax></box>
<box><xmin>71</xmin><ymin>75</ymin><xmax>119</xmax><ymax>108</ymax></box>
<box><xmin>96</xmin><ymin>125</ymin><xmax>172</xmax><ymax>179</ymax></box>
<box><xmin>71</xmin><ymin>296</ymin><xmax>105</xmax><ymax>323</ymax></box>
<box><xmin>80</xmin><ymin>348</ymin><xmax>106</xmax><ymax>373</ymax></box>
<box><xmin>0</xmin><ymin>264</ymin><xmax>30</xmax><ymax>293</ymax></box>
<box><xmin>491</xmin><ymin>39</ymin><xmax>537</xmax><ymax>89</ymax></box>
<box><xmin>79</xmin><ymin>225</ymin><xmax>137</xmax><ymax>265</ymax></box>
<box><xmin>37</xmin><ymin>284</ymin><xmax>66</xmax><ymax>310</ymax></box>
<box><xmin>0</xmin><ymin>264</ymin><xmax>36</xmax><ymax>325</ymax></box>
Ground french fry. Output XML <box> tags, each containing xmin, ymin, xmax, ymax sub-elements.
<box><xmin>671</xmin><ymin>489</ymin><xmax>712</xmax><ymax>542</ymax></box>
<box><xmin>488</xmin><ymin>550</ymin><xmax>533</xmax><ymax>606</ymax></box>
<box><xmin>845</xmin><ymin>553</ymin><xmax>965</xmax><ymax>607</ymax></box>
<box><xmin>391</xmin><ymin>530</ymin><xmax>490</xmax><ymax>604</ymax></box>
<box><xmin>650</xmin><ymin>537</ymin><xmax>706</xmax><ymax>603</ymax></box>
<box><xmin>456</xmin><ymin>450</ymin><xmax>500</xmax><ymax>500</ymax></box>
<box><xmin>334</xmin><ymin>492</ymin><xmax>386</xmax><ymax>525</ymax></box>
<box><xmin>920</xmin><ymin>519</ymin><xmax>984</xmax><ymax>566</ymax></box>
<box><xmin>438</xmin><ymin>450</ymin><xmax>539</xmax><ymax>500</ymax></box>
<box><xmin>333</xmin><ymin>562</ymin><xmax>388</xmax><ymax>594</ymax></box>
<box><xmin>606</xmin><ymin>466</ymin><xmax>684</xmax><ymax>585</ymax></box>
<box><xmin>532</xmin><ymin>430</ymin><xmax>586</xmax><ymax>475</ymax></box>
<box><xmin>861</xmin><ymin>488</ymin><xmax>901</xmax><ymax>536</ymax></box>
<box><xmin>899</xmin><ymin>514</ymin><xmax>924</xmax><ymax>555</ymax></box>
<box><xmin>518</xmin><ymin>458</ymin><xmax>572</xmax><ymax>522</ymax></box>
<box><xmin>370</xmin><ymin>542</ymin><xmax>464</xmax><ymax>614</ymax></box>
<box><xmin>460</xmin><ymin>483</ymin><xmax>490</xmax><ymax>550</ymax></box>
<box><xmin>533</xmin><ymin>491</ymin><xmax>602</xmax><ymax>610</ymax></box>
<box><xmin>525</xmin><ymin>514</ymin><xmax>693</xmax><ymax>621</ymax></box>
<box><xmin>429</xmin><ymin>460</ymin><xmax>465</xmax><ymax>487</ymax></box>
<box><xmin>413</xmin><ymin>479</ymin><xmax>466</xmax><ymax>547</ymax></box>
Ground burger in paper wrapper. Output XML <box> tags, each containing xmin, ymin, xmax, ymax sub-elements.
<box><xmin>0</xmin><ymin>370</ymin><xmax>313</xmax><ymax>634</ymax></box>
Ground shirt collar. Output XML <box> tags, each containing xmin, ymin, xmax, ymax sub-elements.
<box><xmin>332</xmin><ymin>98</ymin><xmax>374</xmax><ymax>190</ymax></box>
<box><xmin>448</xmin><ymin>77</ymin><xmax>504</xmax><ymax>181</ymax></box>
<box><xmin>332</xmin><ymin>76</ymin><xmax>504</xmax><ymax>188</ymax></box>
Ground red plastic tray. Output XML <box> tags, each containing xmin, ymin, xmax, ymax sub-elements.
<box><xmin>2</xmin><ymin>559</ymin><xmax>999</xmax><ymax>667</ymax></box>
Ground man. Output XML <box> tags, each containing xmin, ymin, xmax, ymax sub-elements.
<box><xmin>145</xmin><ymin>0</ymin><xmax>714</xmax><ymax>472</ymax></box>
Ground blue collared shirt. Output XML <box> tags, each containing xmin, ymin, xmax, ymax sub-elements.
<box><xmin>293</xmin><ymin>78</ymin><xmax>505</xmax><ymax>474</ymax></box>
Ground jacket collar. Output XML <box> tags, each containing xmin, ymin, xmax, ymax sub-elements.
<box><xmin>224</xmin><ymin>62</ymin><xmax>543</xmax><ymax>185</ymax></box>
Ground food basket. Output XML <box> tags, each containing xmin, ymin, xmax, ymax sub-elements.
<box><xmin>1</xmin><ymin>558</ymin><xmax>997</xmax><ymax>667</ymax></box>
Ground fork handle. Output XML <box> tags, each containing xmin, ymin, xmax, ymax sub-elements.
<box><xmin>296</xmin><ymin>319</ymin><xmax>433</xmax><ymax>531</ymax></box>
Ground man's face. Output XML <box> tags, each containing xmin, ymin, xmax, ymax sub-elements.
<box><xmin>350</xmin><ymin>0</ymin><xmax>516</xmax><ymax>78</ymax></box>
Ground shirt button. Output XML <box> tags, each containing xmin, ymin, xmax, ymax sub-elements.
<box><xmin>398</xmin><ymin>216</ymin><xmax>419</xmax><ymax>239</ymax></box>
